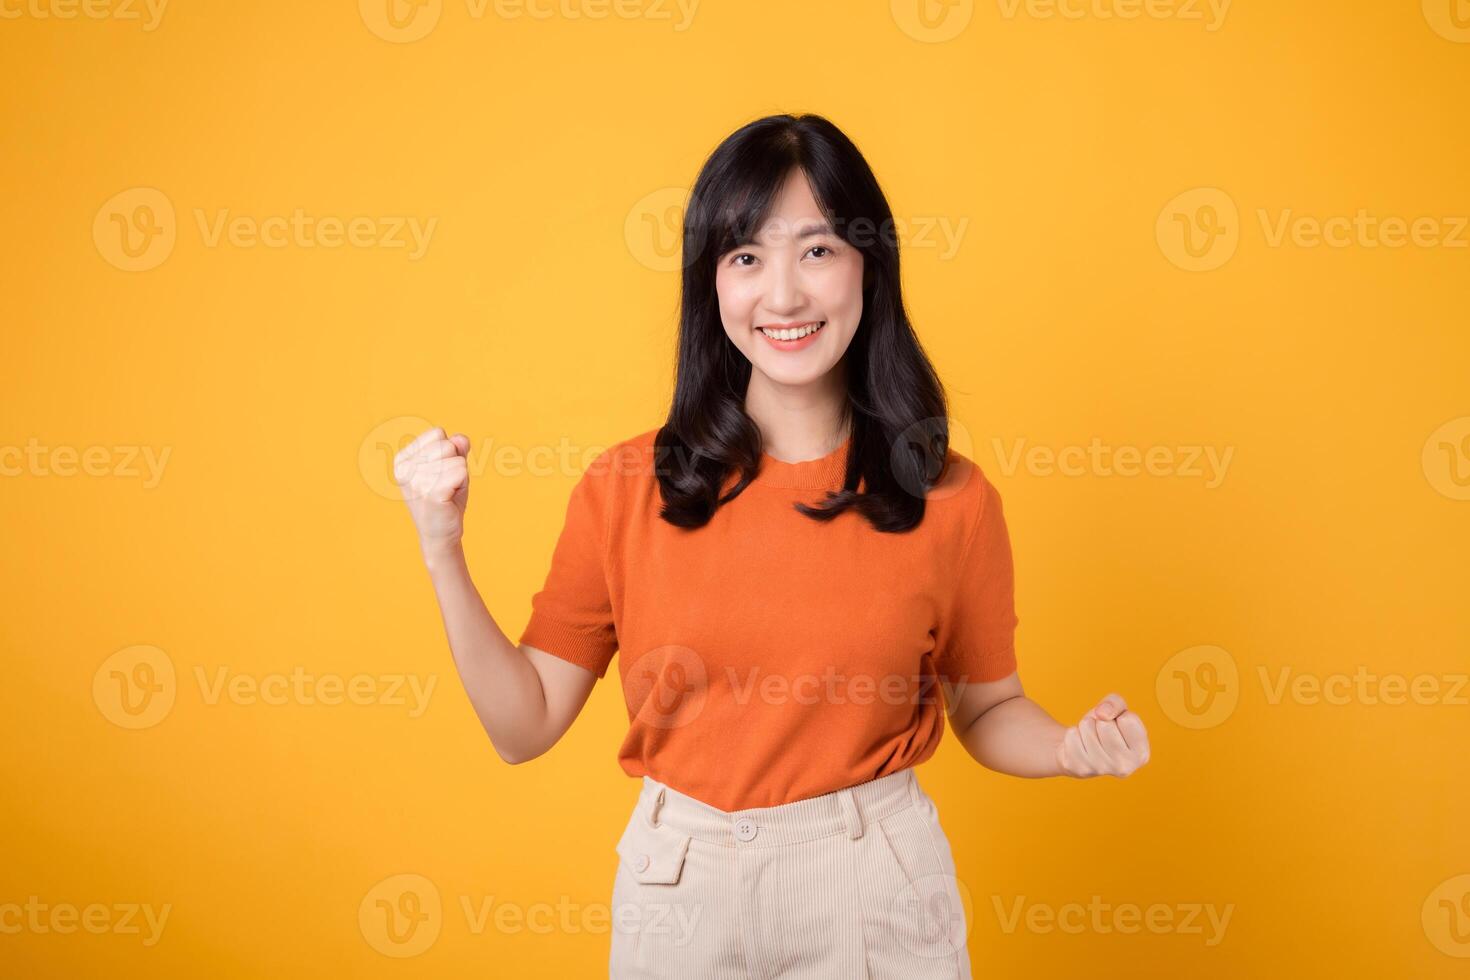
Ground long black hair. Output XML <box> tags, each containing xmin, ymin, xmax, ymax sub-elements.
<box><xmin>655</xmin><ymin>113</ymin><xmax>954</xmax><ymax>533</ymax></box>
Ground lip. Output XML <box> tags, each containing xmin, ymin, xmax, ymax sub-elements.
<box><xmin>755</xmin><ymin>320</ymin><xmax>826</xmax><ymax>352</ymax></box>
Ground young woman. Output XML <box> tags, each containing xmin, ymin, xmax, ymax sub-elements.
<box><xmin>394</xmin><ymin>113</ymin><xmax>1151</xmax><ymax>979</ymax></box>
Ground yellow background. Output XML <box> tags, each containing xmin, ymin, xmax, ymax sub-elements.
<box><xmin>3</xmin><ymin>0</ymin><xmax>1468</xmax><ymax>976</ymax></box>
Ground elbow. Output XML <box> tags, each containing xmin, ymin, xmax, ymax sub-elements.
<box><xmin>493</xmin><ymin>740</ymin><xmax>544</xmax><ymax>766</ymax></box>
<box><xmin>494</xmin><ymin>745</ymin><xmax>529</xmax><ymax>766</ymax></box>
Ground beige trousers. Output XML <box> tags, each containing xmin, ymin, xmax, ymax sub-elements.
<box><xmin>608</xmin><ymin>767</ymin><xmax>973</xmax><ymax>979</ymax></box>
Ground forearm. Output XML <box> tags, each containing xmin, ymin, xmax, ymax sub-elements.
<box><xmin>954</xmin><ymin>694</ymin><xmax>1067</xmax><ymax>778</ymax></box>
<box><xmin>422</xmin><ymin>542</ymin><xmax>549</xmax><ymax>763</ymax></box>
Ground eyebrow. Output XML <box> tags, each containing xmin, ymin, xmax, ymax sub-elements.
<box><xmin>745</xmin><ymin>221</ymin><xmax>835</xmax><ymax>246</ymax></box>
<box><xmin>794</xmin><ymin>222</ymin><xmax>834</xmax><ymax>240</ymax></box>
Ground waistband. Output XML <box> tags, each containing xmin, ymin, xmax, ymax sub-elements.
<box><xmin>632</xmin><ymin>768</ymin><xmax>930</xmax><ymax>849</ymax></box>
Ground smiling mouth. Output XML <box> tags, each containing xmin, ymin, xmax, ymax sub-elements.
<box><xmin>756</xmin><ymin>320</ymin><xmax>826</xmax><ymax>340</ymax></box>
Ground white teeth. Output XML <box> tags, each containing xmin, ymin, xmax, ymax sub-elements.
<box><xmin>760</xmin><ymin>322</ymin><xmax>823</xmax><ymax>341</ymax></box>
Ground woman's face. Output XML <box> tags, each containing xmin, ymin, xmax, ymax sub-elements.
<box><xmin>714</xmin><ymin>168</ymin><xmax>864</xmax><ymax>387</ymax></box>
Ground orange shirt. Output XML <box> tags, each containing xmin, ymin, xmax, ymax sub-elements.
<box><xmin>518</xmin><ymin>427</ymin><xmax>1019</xmax><ymax>811</ymax></box>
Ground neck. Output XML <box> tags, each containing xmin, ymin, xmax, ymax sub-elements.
<box><xmin>744</xmin><ymin>363</ymin><xmax>850</xmax><ymax>463</ymax></box>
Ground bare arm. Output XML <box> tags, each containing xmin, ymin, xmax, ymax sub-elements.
<box><xmin>421</xmin><ymin>542</ymin><xmax>597</xmax><ymax>764</ymax></box>
<box><xmin>396</xmin><ymin>426</ymin><xmax>597</xmax><ymax>765</ymax></box>
<box><xmin>944</xmin><ymin>670</ymin><xmax>1152</xmax><ymax>779</ymax></box>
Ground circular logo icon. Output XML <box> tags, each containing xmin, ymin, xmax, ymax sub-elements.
<box><xmin>892</xmin><ymin>872</ymin><xmax>973</xmax><ymax>959</ymax></box>
<box><xmin>890</xmin><ymin>0</ymin><xmax>974</xmax><ymax>43</ymax></box>
<box><xmin>1156</xmin><ymin>644</ymin><xmax>1238</xmax><ymax>729</ymax></box>
<box><xmin>94</xmin><ymin>187</ymin><xmax>176</xmax><ymax>272</ymax></box>
<box><xmin>1422</xmin><ymin>416</ymin><xmax>1470</xmax><ymax>501</ymax></box>
<box><xmin>891</xmin><ymin>416</ymin><xmax>976</xmax><ymax>502</ymax></box>
<box><xmin>1423</xmin><ymin>874</ymin><xmax>1470</xmax><ymax>956</ymax></box>
<box><xmin>93</xmin><ymin>645</ymin><xmax>177</xmax><ymax>729</ymax></box>
<box><xmin>359</xmin><ymin>415</ymin><xmax>437</xmax><ymax>501</ymax></box>
<box><xmin>1156</xmin><ymin>187</ymin><xmax>1239</xmax><ymax>272</ymax></box>
<box><xmin>359</xmin><ymin>873</ymin><xmax>442</xmax><ymax>957</ymax></box>
<box><xmin>624</xmin><ymin>645</ymin><xmax>708</xmax><ymax>729</ymax></box>
<box><xmin>359</xmin><ymin>0</ymin><xmax>441</xmax><ymax>42</ymax></box>
<box><xmin>1423</xmin><ymin>0</ymin><xmax>1470</xmax><ymax>43</ymax></box>
<box><xmin>624</xmin><ymin>187</ymin><xmax>692</xmax><ymax>273</ymax></box>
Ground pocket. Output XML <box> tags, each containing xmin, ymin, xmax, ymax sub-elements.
<box><xmin>615</xmin><ymin>813</ymin><xmax>692</xmax><ymax>885</ymax></box>
<box><xmin>914</xmin><ymin>799</ymin><xmax>972</xmax><ymax>973</ymax></box>
<box><xmin>874</xmin><ymin>806</ymin><xmax>943</xmax><ymax>897</ymax></box>
<box><xmin>912</xmin><ymin>792</ymin><xmax>959</xmax><ymax>882</ymax></box>
<box><xmin>611</xmin><ymin>813</ymin><xmax>694</xmax><ymax>978</ymax></box>
<box><xmin>873</xmin><ymin>804</ymin><xmax>969</xmax><ymax>972</ymax></box>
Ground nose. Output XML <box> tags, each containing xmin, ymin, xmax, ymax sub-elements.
<box><xmin>765</xmin><ymin>257</ymin><xmax>806</xmax><ymax>316</ymax></box>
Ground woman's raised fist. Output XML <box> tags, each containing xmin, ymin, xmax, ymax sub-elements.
<box><xmin>394</xmin><ymin>426</ymin><xmax>471</xmax><ymax>549</ymax></box>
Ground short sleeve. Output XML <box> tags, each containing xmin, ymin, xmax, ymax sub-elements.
<box><xmin>931</xmin><ymin>473</ymin><xmax>1019</xmax><ymax>685</ymax></box>
<box><xmin>518</xmin><ymin>452</ymin><xmax>619</xmax><ymax>678</ymax></box>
